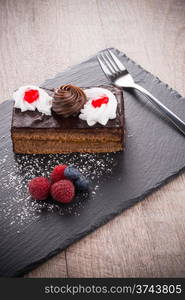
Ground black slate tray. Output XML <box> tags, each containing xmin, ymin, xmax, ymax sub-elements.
<box><xmin>0</xmin><ymin>48</ymin><xmax>185</xmax><ymax>277</ymax></box>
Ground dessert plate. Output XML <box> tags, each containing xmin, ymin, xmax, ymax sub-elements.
<box><xmin>0</xmin><ymin>48</ymin><xmax>185</xmax><ymax>277</ymax></box>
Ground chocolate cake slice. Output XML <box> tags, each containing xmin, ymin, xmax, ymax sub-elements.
<box><xmin>11</xmin><ymin>85</ymin><xmax>125</xmax><ymax>154</ymax></box>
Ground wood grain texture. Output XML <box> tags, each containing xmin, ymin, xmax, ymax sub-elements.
<box><xmin>0</xmin><ymin>0</ymin><xmax>185</xmax><ymax>277</ymax></box>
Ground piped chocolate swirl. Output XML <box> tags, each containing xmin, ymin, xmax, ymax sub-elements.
<box><xmin>52</xmin><ymin>84</ymin><xmax>87</xmax><ymax>117</ymax></box>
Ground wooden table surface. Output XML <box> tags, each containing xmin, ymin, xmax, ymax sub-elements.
<box><xmin>0</xmin><ymin>0</ymin><xmax>185</xmax><ymax>277</ymax></box>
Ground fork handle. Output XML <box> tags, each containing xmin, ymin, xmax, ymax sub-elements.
<box><xmin>133</xmin><ymin>83</ymin><xmax>185</xmax><ymax>135</ymax></box>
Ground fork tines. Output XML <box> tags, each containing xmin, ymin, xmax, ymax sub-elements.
<box><xmin>97</xmin><ymin>49</ymin><xmax>126</xmax><ymax>80</ymax></box>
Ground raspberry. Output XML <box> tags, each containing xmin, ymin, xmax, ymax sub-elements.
<box><xmin>51</xmin><ymin>179</ymin><xmax>75</xmax><ymax>203</ymax></box>
<box><xmin>50</xmin><ymin>164</ymin><xmax>68</xmax><ymax>183</ymax></box>
<box><xmin>28</xmin><ymin>177</ymin><xmax>50</xmax><ymax>200</ymax></box>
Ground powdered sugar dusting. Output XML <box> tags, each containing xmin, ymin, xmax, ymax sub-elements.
<box><xmin>0</xmin><ymin>147</ymin><xmax>118</xmax><ymax>233</ymax></box>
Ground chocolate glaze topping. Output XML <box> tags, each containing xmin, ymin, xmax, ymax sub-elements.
<box><xmin>12</xmin><ymin>85</ymin><xmax>124</xmax><ymax>129</ymax></box>
<box><xmin>52</xmin><ymin>84</ymin><xmax>87</xmax><ymax>117</ymax></box>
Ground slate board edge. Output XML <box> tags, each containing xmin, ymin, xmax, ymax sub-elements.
<box><xmin>13</xmin><ymin>165</ymin><xmax>185</xmax><ymax>277</ymax></box>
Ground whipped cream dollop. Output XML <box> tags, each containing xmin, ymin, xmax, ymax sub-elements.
<box><xmin>13</xmin><ymin>85</ymin><xmax>52</xmax><ymax>115</ymax></box>
<box><xmin>79</xmin><ymin>87</ymin><xmax>117</xmax><ymax>126</ymax></box>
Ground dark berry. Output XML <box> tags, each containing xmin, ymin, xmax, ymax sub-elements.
<box><xmin>64</xmin><ymin>166</ymin><xmax>81</xmax><ymax>181</ymax></box>
<box><xmin>75</xmin><ymin>175</ymin><xmax>89</xmax><ymax>191</ymax></box>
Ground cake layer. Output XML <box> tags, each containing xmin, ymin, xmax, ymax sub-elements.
<box><xmin>12</xmin><ymin>128</ymin><xmax>124</xmax><ymax>154</ymax></box>
<box><xmin>12</xmin><ymin>140</ymin><xmax>123</xmax><ymax>154</ymax></box>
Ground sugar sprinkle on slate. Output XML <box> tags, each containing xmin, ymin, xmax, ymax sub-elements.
<box><xmin>0</xmin><ymin>147</ymin><xmax>118</xmax><ymax>233</ymax></box>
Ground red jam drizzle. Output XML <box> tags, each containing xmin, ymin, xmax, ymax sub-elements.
<box><xmin>23</xmin><ymin>89</ymin><xmax>39</xmax><ymax>103</ymax></box>
<box><xmin>91</xmin><ymin>96</ymin><xmax>109</xmax><ymax>108</ymax></box>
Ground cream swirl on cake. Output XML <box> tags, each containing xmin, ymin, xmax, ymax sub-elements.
<box><xmin>52</xmin><ymin>84</ymin><xmax>87</xmax><ymax>117</ymax></box>
<box><xmin>13</xmin><ymin>85</ymin><xmax>52</xmax><ymax>115</ymax></box>
<box><xmin>79</xmin><ymin>87</ymin><xmax>117</xmax><ymax>126</ymax></box>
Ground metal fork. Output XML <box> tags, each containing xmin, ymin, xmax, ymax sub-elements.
<box><xmin>97</xmin><ymin>50</ymin><xmax>185</xmax><ymax>135</ymax></box>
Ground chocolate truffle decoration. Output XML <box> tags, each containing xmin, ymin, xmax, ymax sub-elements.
<box><xmin>52</xmin><ymin>84</ymin><xmax>87</xmax><ymax>117</ymax></box>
